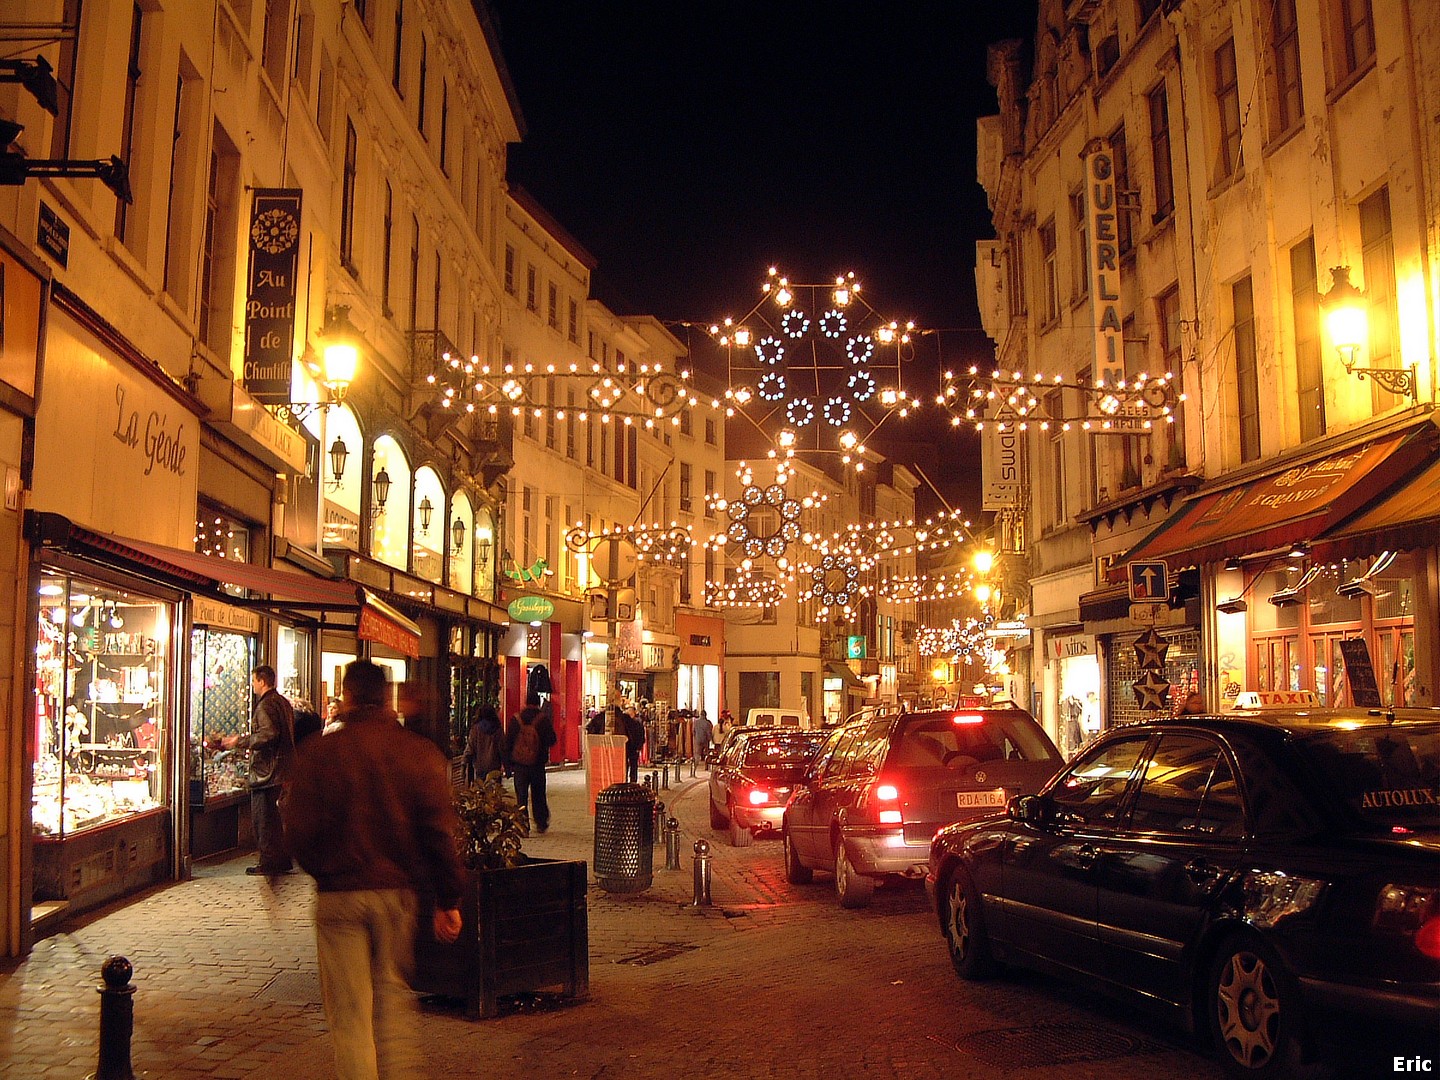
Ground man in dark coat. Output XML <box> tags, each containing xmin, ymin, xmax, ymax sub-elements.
<box><xmin>218</xmin><ymin>664</ymin><xmax>295</xmax><ymax>875</ymax></box>
<box><xmin>622</xmin><ymin>707</ymin><xmax>646</xmax><ymax>784</ymax></box>
<box><xmin>504</xmin><ymin>694</ymin><xmax>557</xmax><ymax>832</ymax></box>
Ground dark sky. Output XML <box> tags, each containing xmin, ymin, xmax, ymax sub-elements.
<box><xmin>487</xmin><ymin>1</ymin><xmax>1039</xmax><ymax>513</ymax></box>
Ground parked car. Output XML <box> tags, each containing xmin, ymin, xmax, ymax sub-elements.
<box><xmin>926</xmin><ymin>707</ymin><xmax>1440</xmax><ymax>1078</ymax></box>
<box><xmin>782</xmin><ymin>705</ymin><xmax>1063</xmax><ymax>907</ymax></box>
<box><xmin>709</xmin><ymin>729</ymin><xmax>827</xmax><ymax>847</ymax></box>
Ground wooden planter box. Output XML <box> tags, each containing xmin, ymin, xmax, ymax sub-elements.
<box><xmin>412</xmin><ymin>857</ymin><xmax>588</xmax><ymax>1019</ymax></box>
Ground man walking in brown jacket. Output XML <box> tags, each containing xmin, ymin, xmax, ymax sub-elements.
<box><xmin>283</xmin><ymin>660</ymin><xmax>464</xmax><ymax>1080</ymax></box>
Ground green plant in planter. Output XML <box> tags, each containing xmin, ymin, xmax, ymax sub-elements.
<box><xmin>454</xmin><ymin>776</ymin><xmax>528</xmax><ymax>870</ymax></box>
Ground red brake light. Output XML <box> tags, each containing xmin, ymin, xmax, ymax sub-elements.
<box><xmin>1417</xmin><ymin>916</ymin><xmax>1440</xmax><ymax>959</ymax></box>
<box><xmin>952</xmin><ymin>714</ymin><xmax>984</xmax><ymax>725</ymax></box>
<box><xmin>874</xmin><ymin>783</ymin><xmax>902</xmax><ymax>823</ymax></box>
<box><xmin>747</xmin><ymin>789</ymin><xmax>770</xmax><ymax>806</ymax></box>
<box><xmin>876</xmin><ymin>784</ymin><xmax>899</xmax><ymax>801</ymax></box>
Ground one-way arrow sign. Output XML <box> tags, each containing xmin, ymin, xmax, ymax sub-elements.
<box><xmin>1127</xmin><ymin>559</ymin><xmax>1170</xmax><ymax>603</ymax></box>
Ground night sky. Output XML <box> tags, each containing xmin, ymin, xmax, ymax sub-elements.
<box><xmin>487</xmin><ymin>1</ymin><xmax>1039</xmax><ymax>513</ymax></box>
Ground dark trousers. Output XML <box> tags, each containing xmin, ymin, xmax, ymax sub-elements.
<box><xmin>512</xmin><ymin>764</ymin><xmax>549</xmax><ymax>831</ymax></box>
<box><xmin>251</xmin><ymin>785</ymin><xmax>292</xmax><ymax>871</ymax></box>
<box><xmin>626</xmin><ymin>752</ymin><xmax>640</xmax><ymax>784</ymax></box>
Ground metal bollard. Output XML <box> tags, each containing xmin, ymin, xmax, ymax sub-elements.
<box><xmin>689</xmin><ymin>757</ymin><xmax>697</xmax><ymax>778</ymax></box>
<box><xmin>652</xmin><ymin>800</ymin><xmax>665</xmax><ymax>845</ymax></box>
<box><xmin>691</xmin><ymin>838</ymin><xmax>713</xmax><ymax>906</ymax></box>
<box><xmin>665</xmin><ymin>817</ymin><xmax>681</xmax><ymax>870</ymax></box>
<box><xmin>642</xmin><ymin>773</ymin><xmax>653</xmax><ymax>792</ymax></box>
<box><xmin>660</xmin><ymin>764</ymin><xmax>669</xmax><ymax>790</ymax></box>
<box><xmin>92</xmin><ymin>955</ymin><xmax>136</xmax><ymax>1080</ymax></box>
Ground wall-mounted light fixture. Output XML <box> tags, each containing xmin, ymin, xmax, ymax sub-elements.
<box><xmin>451</xmin><ymin>518</ymin><xmax>466</xmax><ymax>554</ymax></box>
<box><xmin>418</xmin><ymin>495</ymin><xmax>434</xmax><ymax>534</ymax></box>
<box><xmin>372</xmin><ymin>467</ymin><xmax>391</xmax><ymax>515</ymax></box>
<box><xmin>1268</xmin><ymin>565</ymin><xmax>1322</xmax><ymax>607</ymax></box>
<box><xmin>281</xmin><ymin>306</ymin><xmax>364</xmax><ymax>422</ymax></box>
<box><xmin>326</xmin><ymin>436</ymin><xmax>348</xmax><ymax>490</ymax></box>
<box><xmin>475</xmin><ymin>535</ymin><xmax>492</xmax><ymax>570</ymax></box>
<box><xmin>1321</xmin><ymin>266</ymin><xmax>1417</xmax><ymax>402</ymax></box>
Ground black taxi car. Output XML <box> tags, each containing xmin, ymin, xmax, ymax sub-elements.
<box><xmin>782</xmin><ymin>704</ymin><xmax>1063</xmax><ymax>907</ymax></box>
<box><xmin>926</xmin><ymin>706</ymin><xmax>1440</xmax><ymax>1077</ymax></box>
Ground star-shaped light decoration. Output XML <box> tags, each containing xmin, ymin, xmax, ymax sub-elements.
<box><xmin>1132</xmin><ymin>669</ymin><xmax>1172</xmax><ymax>711</ymax></box>
<box><xmin>1133</xmin><ymin>628</ymin><xmax>1170</xmax><ymax>671</ymax></box>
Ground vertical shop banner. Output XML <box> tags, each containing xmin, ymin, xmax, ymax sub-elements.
<box><xmin>1084</xmin><ymin>140</ymin><xmax>1122</xmax><ymax>384</ymax></box>
<box><xmin>981</xmin><ymin>422</ymin><xmax>1021</xmax><ymax>510</ymax></box>
<box><xmin>243</xmin><ymin>189</ymin><xmax>303</xmax><ymax>404</ymax></box>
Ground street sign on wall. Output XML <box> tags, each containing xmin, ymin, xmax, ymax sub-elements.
<box><xmin>1127</xmin><ymin>560</ymin><xmax>1169</xmax><ymax>602</ymax></box>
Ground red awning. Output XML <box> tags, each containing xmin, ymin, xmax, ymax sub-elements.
<box><xmin>1314</xmin><ymin>452</ymin><xmax>1440</xmax><ymax>559</ymax></box>
<box><xmin>357</xmin><ymin>593</ymin><xmax>421</xmax><ymax>657</ymax></box>
<box><xmin>1110</xmin><ymin>427</ymin><xmax>1435</xmax><ymax>581</ymax></box>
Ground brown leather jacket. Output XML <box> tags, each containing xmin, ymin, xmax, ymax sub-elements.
<box><xmin>282</xmin><ymin>703</ymin><xmax>463</xmax><ymax>907</ymax></box>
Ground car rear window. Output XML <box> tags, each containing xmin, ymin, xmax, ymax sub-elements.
<box><xmin>1296</xmin><ymin>725</ymin><xmax>1440</xmax><ymax>829</ymax></box>
<box><xmin>889</xmin><ymin>712</ymin><xmax>1060</xmax><ymax>767</ymax></box>
<box><xmin>741</xmin><ymin>734</ymin><xmax>824</xmax><ymax>767</ymax></box>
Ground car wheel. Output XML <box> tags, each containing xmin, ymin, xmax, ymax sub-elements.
<box><xmin>834</xmin><ymin>840</ymin><xmax>874</xmax><ymax>908</ymax></box>
<box><xmin>783</xmin><ymin>828</ymin><xmax>812</xmax><ymax>884</ymax></box>
<box><xmin>709</xmin><ymin>797</ymin><xmax>727</xmax><ymax>830</ymax></box>
<box><xmin>729</xmin><ymin>811</ymin><xmax>753</xmax><ymax>848</ymax></box>
<box><xmin>1208</xmin><ymin>932</ymin><xmax>1316</xmax><ymax>1079</ymax></box>
<box><xmin>943</xmin><ymin>869</ymin><xmax>996</xmax><ymax>980</ymax></box>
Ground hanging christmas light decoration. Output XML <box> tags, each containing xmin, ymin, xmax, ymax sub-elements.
<box><xmin>709</xmin><ymin>267</ymin><xmax>918</xmax><ymax>464</ymax></box>
<box><xmin>937</xmin><ymin>367</ymin><xmax>1180</xmax><ymax>433</ymax></box>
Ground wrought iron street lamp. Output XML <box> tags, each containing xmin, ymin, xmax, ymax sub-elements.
<box><xmin>1322</xmin><ymin>266</ymin><xmax>1416</xmax><ymax>401</ymax></box>
<box><xmin>418</xmin><ymin>495</ymin><xmax>434</xmax><ymax>534</ymax></box>
<box><xmin>451</xmin><ymin>517</ymin><xmax>466</xmax><ymax>554</ymax></box>
<box><xmin>326</xmin><ymin>436</ymin><xmax>348</xmax><ymax>490</ymax></box>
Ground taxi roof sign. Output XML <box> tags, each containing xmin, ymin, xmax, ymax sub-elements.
<box><xmin>1232</xmin><ymin>690</ymin><xmax>1321</xmax><ymax>711</ymax></box>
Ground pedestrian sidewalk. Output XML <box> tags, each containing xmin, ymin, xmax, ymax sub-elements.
<box><xmin>0</xmin><ymin>763</ymin><xmax>791</xmax><ymax>1079</ymax></box>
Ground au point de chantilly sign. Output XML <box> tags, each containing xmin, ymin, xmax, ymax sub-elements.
<box><xmin>507</xmin><ymin>595</ymin><xmax>555</xmax><ymax>623</ymax></box>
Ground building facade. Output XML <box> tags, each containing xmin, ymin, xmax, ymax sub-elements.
<box><xmin>978</xmin><ymin>0</ymin><xmax>1439</xmax><ymax>752</ymax></box>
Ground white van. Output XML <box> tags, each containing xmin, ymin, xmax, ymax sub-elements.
<box><xmin>742</xmin><ymin>707</ymin><xmax>814</xmax><ymax>730</ymax></box>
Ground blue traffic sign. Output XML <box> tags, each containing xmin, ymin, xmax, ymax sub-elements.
<box><xmin>1128</xmin><ymin>560</ymin><xmax>1170</xmax><ymax>602</ymax></box>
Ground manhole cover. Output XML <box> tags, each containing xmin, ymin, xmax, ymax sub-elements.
<box><xmin>256</xmin><ymin>970</ymin><xmax>322</xmax><ymax>1006</ymax></box>
<box><xmin>615</xmin><ymin>943</ymin><xmax>699</xmax><ymax>966</ymax></box>
<box><xmin>954</xmin><ymin>1022</ymin><xmax>1168</xmax><ymax>1068</ymax></box>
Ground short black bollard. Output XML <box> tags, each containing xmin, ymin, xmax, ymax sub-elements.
<box><xmin>665</xmin><ymin>817</ymin><xmax>681</xmax><ymax>870</ymax></box>
<box><xmin>90</xmin><ymin>955</ymin><xmax>135</xmax><ymax>1080</ymax></box>
<box><xmin>652</xmin><ymin>799</ymin><xmax>665</xmax><ymax>845</ymax></box>
<box><xmin>691</xmin><ymin>838</ymin><xmax>713</xmax><ymax>906</ymax></box>
<box><xmin>689</xmin><ymin>757</ymin><xmax>697</xmax><ymax>778</ymax></box>
<box><xmin>660</xmin><ymin>764</ymin><xmax>670</xmax><ymax>790</ymax></box>
<box><xmin>642</xmin><ymin>773</ymin><xmax>654</xmax><ymax>792</ymax></box>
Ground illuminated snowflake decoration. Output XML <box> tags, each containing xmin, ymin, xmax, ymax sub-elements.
<box><xmin>845</xmin><ymin>335</ymin><xmax>874</xmax><ymax>365</ymax></box>
<box><xmin>754</xmin><ymin>335</ymin><xmax>786</xmax><ymax>366</ymax></box>
<box><xmin>724</xmin><ymin>481</ymin><xmax>805</xmax><ymax>561</ymax></box>
<box><xmin>808</xmin><ymin>553</ymin><xmax>861</xmax><ymax>611</ymax></box>
<box><xmin>781</xmin><ymin>309</ymin><xmax>811</xmax><ymax>338</ymax></box>
<box><xmin>848</xmin><ymin>370</ymin><xmax>876</xmax><ymax>401</ymax></box>
<box><xmin>758</xmin><ymin>372</ymin><xmax>787</xmax><ymax>401</ymax></box>
<box><xmin>710</xmin><ymin>269</ymin><xmax>918</xmax><ymax>462</ymax></box>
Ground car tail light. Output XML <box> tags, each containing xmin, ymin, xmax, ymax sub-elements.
<box><xmin>1374</xmin><ymin>884</ymin><xmax>1440</xmax><ymax>954</ymax></box>
<box><xmin>746</xmin><ymin>788</ymin><xmax>770</xmax><ymax>806</ymax></box>
<box><xmin>874</xmin><ymin>783</ymin><xmax>902</xmax><ymax>824</ymax></box>
<box><xmin>952</xmin><ymin>714</ymin><xmax>984</xmax><ymax>725</ymax></box>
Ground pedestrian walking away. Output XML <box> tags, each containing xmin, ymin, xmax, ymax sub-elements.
<box><xmin>283</xmin><ymin>659</ymin><xmax>464</xmax><ymax>1080</ymax></box>
<box><xmin>214</xmin><ymin>664</ymin><xmax>296</xmax><ymax>875</ymax></box>
<box><xmin>692</xmin><ymin>709</ymin><xmax>713</xmax><ymax>765</ymax></box>
<box><xmin>505</xmin><ymin>693</ymin><xmax>557</xmax><ymax>832</ymax></box>
<box><xmin>463</xmin><ymin>705</ymin><xmax>503</xmax><ymax>782</ymax></box>
<box><xmin>622</xmin><ymin>706</ymin><xmax>646</xmax><ymax>784</ymax></box>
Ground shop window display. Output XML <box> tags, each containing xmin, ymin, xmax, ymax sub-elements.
<box><xmin>34</xmin><ymin>573</ymin><xmax>169</xmax><ymax>835</ymax></box>
<box><xmin>189</xmin><ymin>627</ymin><xmax>255</xmax><ymax>803</ymax></box>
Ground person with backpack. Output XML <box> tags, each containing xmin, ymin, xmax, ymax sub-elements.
<box><xmin>462</xmin><ymin>705</ymin><xmax>503</xmax><ymax>782</ymax></box>
<box><xmin>504</xmin><ymin>694</ymin><xmax>557</xmax><ymax>832</ymax></box>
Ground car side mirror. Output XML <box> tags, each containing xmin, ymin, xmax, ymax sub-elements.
<box><xmin>1008</xmin><ymin>794</ymin><xmax>1049</xmax><ymax>825</ymax></box>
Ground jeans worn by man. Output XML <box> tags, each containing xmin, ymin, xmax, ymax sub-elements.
<box><xmin>283</xmin><ymin>661</ymin><xmax>463</xmax><ymax>1080</ymax></box>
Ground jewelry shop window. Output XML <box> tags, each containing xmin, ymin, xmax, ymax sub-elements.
<box><xmin>189</xmin><ymin>608</ymin><xmax>258</xmax><ymax>806</ymax></box>
<box><xmin>34</xmin><ymin>572</ymin><xmax>171</xmax><ymax>836</ymax></box>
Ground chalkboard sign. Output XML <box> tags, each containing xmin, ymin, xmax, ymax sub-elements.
<box><xmin>1338</xmin><ymin>638</ymin><xmax>1382</xmax><ymax>708</ymax></box>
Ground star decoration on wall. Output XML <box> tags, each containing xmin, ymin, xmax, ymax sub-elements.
<box><xmin>1132</xmin><ymin>670</ymin><xmax>1172</xmax><ymax>711</ymax></box>
<box><xmin>1133</xmin><ymin>628</ymin><xmax>1169</xmax><ymax>670</ymax></box>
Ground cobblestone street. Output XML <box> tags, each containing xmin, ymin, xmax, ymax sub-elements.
<box><xmin>0</xmin><ymin>767</ymin><xmax>1251</xmax><ymax>1078</ymax></box>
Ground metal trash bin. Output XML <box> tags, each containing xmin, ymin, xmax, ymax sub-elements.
<box><xmin>593</xmin><ymin>782</ymin><xmax>655</xmax><ymax>893</ymax></box>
